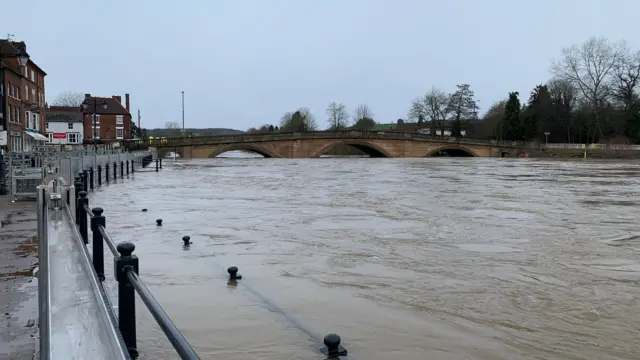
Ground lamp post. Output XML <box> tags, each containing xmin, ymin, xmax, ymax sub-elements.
<box><xmin>81</xmin><ymin>98</ymin><xmax>108</xmax><ymax>151</ymax></box>
<box><xmin>0</xmin><ymin>40</ymin><xmax>29</xmax><ymax>195</ymax></box>
<box><xmin>544</xmin><ymin>132</ymin><xmax>550</xmax><ymax>145</ymax></box>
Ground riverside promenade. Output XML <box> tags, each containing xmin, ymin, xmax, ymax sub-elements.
<box><xmin>0</xmin><ymin>197</ymin><xmax>39</xmax><ymax>360</ymax></box>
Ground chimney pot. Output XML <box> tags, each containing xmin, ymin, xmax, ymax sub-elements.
<box><xmin>85</xmin><ymin>93</ymin><xmax>91</xmax><ymax>98</ymax></box>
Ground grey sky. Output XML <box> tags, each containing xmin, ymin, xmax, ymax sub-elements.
<box><xmin>3</xmin><ymin>0</ymin><xmax>639</xmax><ymax>130</ymax></box>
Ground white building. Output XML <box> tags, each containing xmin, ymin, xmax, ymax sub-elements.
<box><xmin>45</xmin><ymin>111</ymin><xmax>84</xmax><ymax>147</ymax></box>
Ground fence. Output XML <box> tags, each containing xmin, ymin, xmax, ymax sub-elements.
<box><xmin>37</xmin><ymin>151</ymin><xmax>200</xmax><ymax>359</ymax></box>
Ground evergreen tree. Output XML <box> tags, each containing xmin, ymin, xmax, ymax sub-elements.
<box><xmin>503</xmin><ymin>92</ymin><xmax>522</xmax><ymax>140</ymax></box>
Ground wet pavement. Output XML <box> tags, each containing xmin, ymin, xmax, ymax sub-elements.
<box><xmin>0</xmin><ymin>196</ymin><xmax>39</xmax><ymax>360</ymax></box>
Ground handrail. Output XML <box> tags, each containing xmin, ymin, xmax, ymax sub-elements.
<box><xmin>68</xmin><ymin>158</ymin><xmax>201</xmax><ymax>359</ymax></box>
<box><xmin>126</xmin><ymin>269</ymin><xmax>201</xmax><ymax>360</ymax></box>
<box><xmin>97</xmin><ymin>225</ymin><xmax>119</xmax><ymax>257</ymax></box>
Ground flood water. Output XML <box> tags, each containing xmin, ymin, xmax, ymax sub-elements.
<box><xmin>91</xmin><ymin>155</ymin><xmax>640</xmax><ymax>360</ymax></box>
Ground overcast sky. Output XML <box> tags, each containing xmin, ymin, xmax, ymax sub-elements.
<box><xmin>3</xmin><ymin>0</ymin><xmax>639</xmax><ymax>130</ymax></box>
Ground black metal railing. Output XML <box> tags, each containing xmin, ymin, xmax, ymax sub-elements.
<box><xmin>69</xmin><ymin>161</ymin><xmax>200</xmax><ymax>359</ymax></box>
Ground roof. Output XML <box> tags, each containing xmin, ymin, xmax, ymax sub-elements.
<box><xmin>82</xmin><ymin>95</ymin><xmax>130</xmax><ymax>116</ymax></box>
<box><xmin>46</xmin><ymin>108</ymin><xmax>83</xmax><ymax>123</ymax></box>
<box><xmin>0</xmin><ymin>40</ymin><xmax>47</xmax><ymax>76</ymax></box>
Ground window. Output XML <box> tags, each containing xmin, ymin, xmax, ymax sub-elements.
<box><xmin>30</xmin><ymin>70</ymin><xmax>34</xmax><ymax>82</ymax></box>
<box><xmin>25</xmin><ymin>85</ymin><xmax>28</xmax><ymax>100</ymax></box>
<box><xmin>92</xmin><ymin>126</ymin><xmax>100</xmax><ymax>139</ymax></box>
<box><xmin>7</xmin><ymin>105</ymin><xmax>11</xmax><ymax>122</ymax></box>
<box><xmin>67</xmin><ymin>133</ymin><xmax>79</xmax><ymax>144</ymax></box>
<box><xmin>25</xmin><ymin>111</ymin><xmax>29</xmax><ymax>127</ymax></box>
<box><xmin>116</xmin><ymin>115</ymin><xmax>124</xmax><ymax>125</ymax></box>
<box><xmin>32</xmin><ymin>113</ymin><xmax>38</xmax><ymax>130</ymax></box>
<box><xmin>46</xmin><ymin>122</ymin><xmax>49</xmax><ymax>129</ymax></box>
<box><xmin>31</xmin><ymin>88</ymin><xmax>35</xmax><ymax>101</ymax></box>
<box><xmin>116</xmin><ymin>127</ymin><xmax>124</xmax><ymax>139</ymax></box>
<box><xmin>47</xmin><ymin>133</ymin><xmax>53</xmax><ymax>143</ymax></box>
<box><xmin>68</xmin><ymin>123</ymin><xmax>73</xmax><ymax>129</ymax></box>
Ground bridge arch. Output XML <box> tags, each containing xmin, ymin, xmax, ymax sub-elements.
<box><xmin>425</xmin><ymin>145</ymin><xmax>478</xmax><ymax>157</ymax></box>
<box><xmin>311</xmin><ymin>140</ymin><xmax>391</xmax><ymax>158</ymax></box>
<box><xmin>206</xmin><ymin>143</ymin><xmax>281</xmax><ymax>158</ymax></box>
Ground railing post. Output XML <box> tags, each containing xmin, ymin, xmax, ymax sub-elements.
<box><xmin>120</xmin><ymin>161</ymin><xmax>124</xmax><ymax>177</ymax></box>
<box><xmin>159</xmin><ymin>158</ymin><xmax>162</xmax><ymax>169</ymax></box>
<box><xmin>97</xmin><ymin>165</ymin><xmax>102</xmax><ymax>186</ymax></box>
<box><xmin>113</xmin><ymin>162</ymin><xmax>117</xmax><ymax>179</ymax></box>
<box><xmin>82</xmin><ymin>169</ymin><xmax>88</xmax><ymax>192</ymax></box>
<box><xmin>73</xmin><ymin>178</ymin><xmax>83</xmax><ymax>224</ymax></box>
<box><xmin>155</xmin><ymin>159</ymin><xmax>159</xmax><ymax>172</ymax></box>
<box><xmin>89</xmin><ymin>167</ymin><xmax>94</xmax><ymax>190</ymax></box>
<box><xmin>115</xmin><ymin>242</ymin><xmax>139</xmax><ymax>358</ymax></box>
<box><xmin>131</xmin><ymin>159</ymin><xmax>135</xmax><ymax>173</ymax></box>
<box><xmin>126</xmin><ymin>160</ymin><xmax>130</xmax><ymax>175</ymax></box>
<box><xmin>90</xmin><ymin>207</ymin><xmax>106</xmax><ymax>281</ymax></box>
<box><xmin>105</xmin><ymin>163</ymin><xmax>110</xmax><ymax>182</ymax></box>
<box><xmin>77</xmin><ymin>191</ymin><xmax>89</xmax><ymax>243</ymax></box>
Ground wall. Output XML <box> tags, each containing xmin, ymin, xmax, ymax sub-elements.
<box><xmin>45</xmin><ymin>122</ymin><xmax>84</xmax><ymax>145</ymax></box>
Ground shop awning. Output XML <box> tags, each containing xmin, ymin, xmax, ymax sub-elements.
<box><xmin>24</xmin><ymin>131</ymin><xmax>49</xmax><ymax>141</ymax></box>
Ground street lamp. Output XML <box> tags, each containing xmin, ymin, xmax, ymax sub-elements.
<box><xmin>544</xmin><ymin>132</ymin><xmax>550</xmax><ymax>145</ymax></box>
<box><xmin>81</xmin><ymin>99</ymin><xmax>108</xmax><ymax>151</ymax></box>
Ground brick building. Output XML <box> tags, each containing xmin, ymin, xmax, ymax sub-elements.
<box><xmin>0</xmin><ymin>40</ymin><xmax>47</xmax><ymax>152</ymax></box>
<box><xmin>82</xmin><ymin>93</ymin><xmax>132</xmax><ymax>144</ymax></box>
<box><xmin>45</xmin><ymin>106</ymin><xmax>84</xmax><ymax>147</ymax></box>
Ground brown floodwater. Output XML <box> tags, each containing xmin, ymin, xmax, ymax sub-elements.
<box><xmin>91</xmin><ymin>156</ymin><xmax>640</xmax><ymax>360</ymax></box>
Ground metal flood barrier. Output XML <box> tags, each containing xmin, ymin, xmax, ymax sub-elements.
<box><xmin>12</xmin><ymin>167</ymin><xmax>43</xmax><ymax>200</ymax></box>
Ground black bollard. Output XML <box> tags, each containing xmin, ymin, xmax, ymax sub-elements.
<box><xmin>82</xmin><ymin>170</ymin><xmax>88</xmax><ymax>192</ymax></box>
<box><xmin>155</xmin><ymin>159</ymin><xmax>159</xmax><ymax>172</ymax></box>
<box><xmin>97</xmin><ymin>165</ymin><xmax>102</xmax><ymax>186</ymax></box>
<box><xmin>182</xmin><ymin>236</ymin><xmax>191</xmax><ymax>245</ymax></box>
<box><xmin>115</xmin><ymin>242</ymin><xmax>139</xmax><ymax>358</ymax></box>
<box><xmin>126</xmin><ymin>160</ymin><xmax>130</xmax><ymax>175</ymax></box>
<box><xmin>89</xmin><ymin>167</ymin><xmax>94</xmax><ymax>190</ymax></box>
<box><xmin>323</xmin><ymin>333</ymin><xmax>347</xmax><ymax>357</ymax></box>
<box><xmin>131</xmin><ymin>159</ymin><xmax>135</xmax><ymax>174</ymax></box>
<box><xmin>113</xmin><ymin>162</ymin><xmax>117</xmax><ymax>179</ymax></box>
<box><xmin>156</xmin><ymin>219</ymin><xmax>162</xmax><ymax>226</ymax></box>
<box><xmin>141</xmin><ymin>208</ymin><xmax>147</xmax><ymax>212</ymax></box>
<box><xmin>120</xmin><ymin>161</ymin><xmax>124</xmax><ymax>177</ymax></box>
<box><xmin>77</xmin><ymin>191</ymin><xmax>89</xmax><ymax>244</ymax></box>
<box><xmin>159</xmin><ymin>158</ymin><xmax>162</xmax><ymax>169</ymax></box>
<box><xmin>105</xmin><ymin>163</ymin><xmax>109</xmax><ymax>182</ymax></box>
<box><xmin>91</xmin><ymin>207</ymin><xmax>106</xmax><ymax>281</ymax></box>
<box><xmin>227</xmin><ymin>266</ymin><xmax>242</xmax><ymax>280</ymax></box>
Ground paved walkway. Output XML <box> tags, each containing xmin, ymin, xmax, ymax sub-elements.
<box><xmin>0</xmin><ymin>197</ymin><xmax>39</xmax><ymax>360</ymax></box>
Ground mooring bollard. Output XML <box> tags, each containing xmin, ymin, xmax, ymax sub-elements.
<box><xmin>105</xmin><ymin>163</ymin><xmax>109</xmax><ymax>182</ymax></box>
<box><xmin>97</xmin><ymin>165</ymin><xmax>102</xmax><ymax>186</ymax></box>
<box><xmin>182</xmin><ymin>236</ymin><xmax>191</xmax><ymax>245</ymax></box>
<box><xmin>156</xmin><ymin>219</ymin><xmax>162</xmax><ymax>226</ymax></box>
<box><xmin>120</xmin><ymin>161</ymin><xmax>124</xmax><ymax>177</ymax></box>
<box><xmin>155</xmin><ymin>159</ymin><xmax>159</xmax><ymax>172</ymax></box>
<box><xmin>323</xmin><ymin>333</ymin><xmax>347</xmax><ymax>358</ymax></box>
<box><xmin>126</xmin><ymin>160</ymin><xmax>130</xmax><ymax>175</ymax></box>
<box><xmin>82</xmin><ymin>170</ymin><xmax>88</xmax><ymax>191</ymax></box>
<box><xmin>77</xmin><ymin>192</ymin><xmax>89</xmax><ymax>244</ymax></box>
<box><xmin>89</xmin><ymin>167</ymin><xmax>94</xmax><ymax>190</ymax></box>
<box><xmin>131</xmin><ymin>160</ymin><xmax>135</xmax><ymax>174</ymax></box>
<box><xmin>115</xmin><ymin>242</ymin><xmax>139</xmax><ymax>358</ymax></box>
<box><xmin>227</xmin><ymin>266</ymin><xmax>242</xmax><ymax>280</ymax></box>
<box><xmin>159</xmin><ymin>158</ymin><xmax>162</xmax><ymax>169</ymax></box>
<box><xmin>113</xmin><ymin>162</ymin><xmax>117</xmax><ymax>179</ymax></box>
<box><xmin>90</xmin><ymin>207</ymin><xmax>106</xmax><ymax>281</ymax></box>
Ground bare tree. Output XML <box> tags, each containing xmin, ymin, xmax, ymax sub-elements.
<box><xmin>352</xmin><ymin>104</ymin><xmax>374</xmax><ymax>122</ymax></box>
<box><xmin>165</xmin><ymin>121</ymin><xmax>180</xmax><ymax>129</ymax></box>
<box><xmin>612</xmin><ymin>50</ymin><xmax>640</xmax><ymax>113</ymax></box>
<box><xmin>548</xmin><ymin>78</ymin><xmax>578</xmax><ymax>142</ymax></box>
<box><xmin>447</xmin><ymin>84</ymin><xmax>477</xmax><ymax>137</ymax></box>
<box><xmin>326</xmin><ymin>102</ymin><xmax>350</xmax><ymax>129</ymax></box>
<box><xmin>551</xmin><ymin>36</ymin><xmax>628</xmax><ymax>141</ymax></box>
<box><xmin>52</xmin><ymin>91</ymin><xmax>85</xmax><ymax>107</ymax></box>
<box><xmin>280</xmin><ymin>107</ymin><xmax>317</xmax><ymax>132</ymax></box>
<box><xmin>423</xmin><ymin>87</ymin><xmax>451</xmax><ymax>136</ymax></box>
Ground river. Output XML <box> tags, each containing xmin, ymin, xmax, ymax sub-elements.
<box><xmin>90</xmin><ymin>155</ymin><xmax>640</xmax><ymax>360</ymax></box>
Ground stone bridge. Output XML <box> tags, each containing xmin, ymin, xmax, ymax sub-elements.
<box><xmin>145</xmin><ymin>131</ymin><xmax>528</xmax><ymax>158</ymax></box>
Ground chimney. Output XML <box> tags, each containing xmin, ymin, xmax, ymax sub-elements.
<box><xmin>112</xmin><ymin>95</ymin><xmax>121</xmax><ymax>104</ymax></box>
<box><xmin>125</xmin><ymin>93</ymin><xmax>130</xmax><ymax>113</ymax></box>
<box><xmin>85</xmin><ymin>93</ymin><xmax>91</xmax><ymax>98</ymax></box>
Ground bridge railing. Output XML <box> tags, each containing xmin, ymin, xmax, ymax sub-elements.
<box><xmin>66</xmin><ymin>167</ymin><xmax>200</xmax><ymax>359</ymax></box>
